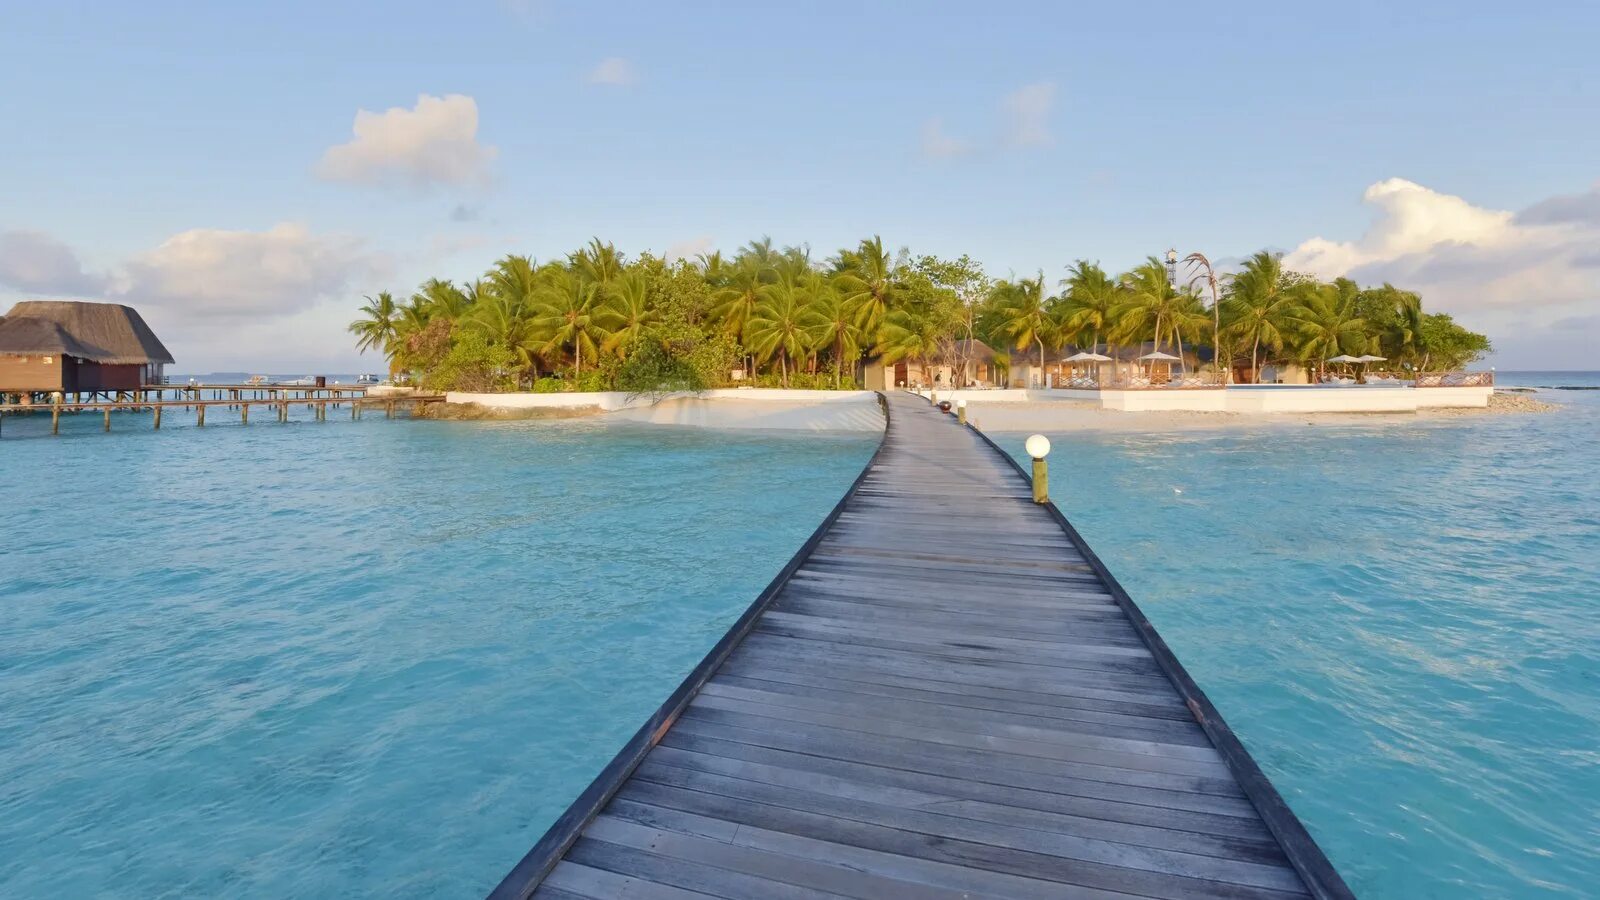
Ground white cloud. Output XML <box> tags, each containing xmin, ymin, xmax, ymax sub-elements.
<box><xmin>1283</xmin><ymin>178</ymin><xmax>1600</xmax><ymax>366</ymax></box>
<box><xmin>117</xmin><ymin>223</ymin><xmax>387</xmax><ymax>319</ymax></box>
<box><xmin>586</xmin><ymin>57</ymin><xmax>636</xmax><ymax>86</ymax></box>
<box><xmin>0</xmin><ymin>229</ymin><xmax>107</xmax><ymax>295</ymax></box>
<box><xmin>663</xmin><ymin>236</ymin><xmax>715</xmax><ymax>262</ymax></box>
<box><xmin>316</xmin><ymin>93</ymin><xmax>496</xmax><ymax>189</ymax></box>
<box><xmin>1002</xmin><ymin>82</ymin><xmax>1056</xmax><ymax>148</ymax></box>
<box><xmin>920</xmin><ymin>118</ymin><xmax>970</xmax><ymax>160</ymax></box>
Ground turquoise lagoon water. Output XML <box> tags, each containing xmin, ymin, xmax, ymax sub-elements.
<box><xmin>0</xmin><ymin>410</ymin><xmax>878</xmax><ymax>897</ymax></box>
<box><xmin>998</xmin><ymin>372</ymin><xmax>1600</xmax><ymax>899</ymax></box>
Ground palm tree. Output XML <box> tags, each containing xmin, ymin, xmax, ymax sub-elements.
<box><xmin>597</xmin><ymin>271</ymin><xmax>656</xmax><ymax>358</ymax></box>
<box><xmin>994</xmin><ymin>273</ymin><xmax>1057</xmax><ymax>382</ymax></box>
<box><xmin>801</xmin><ymin>274</ymin><xmax>863</xmax><ymax>388</ymax></box>
<box><xmin>571</xmin><ymin>237</ymin><xmax>624</xmax><ymax>287</ymax></box>
<box><xmin>747</xmin><ymin>271</ymin><xmax>814</xmax><ymax>386</ymax></box>
<box><xmin>1059</xmin><ymin>261</ymin><xmax>1118</xmax><ymax>353</ymax></box>
<box><xmin>877</xmin><ymin>306</ymin><xmax>944</xmax><ymax>387</ymax></box>
<box><xmin>835</xmin><ymin>236</ymin><xmax>896</xmax><ymax>335</ymax></box>
<box><xmin>1113</xmin><ymin>258</ymin><xmax>1194</xmax><ymax>375</ymax></box>
<box><xmin>696</xmin><ymin>250</ymin><xmax>728</xmax><ymax>286</ymax></box>
<box><xmin>1222</xmin><ymin>251</ymin><xmax>1294</xmax><ymax>382</ymax></box>
<box><xmin>347</xmin><ymin>292</ymin><xmax>400</xmax><ymax>372</ymax></box>
<box><xmin>532</xmin><ymin>269</ymin><xmax>605</xmax><ymax>377</ymax></box>
<box><xmin>415</xmin><ymin>278</ymin><xmax>473</xmax><ymax>320</ymax></box>
<box><xmin>469</xmin><ymin>290</ymin><xmax>540</xmax><ymax>380</ymax></box>
<box><xmin>1183</xmin><ymin>252</ymin><xmax>1227</xmax><ymax>382</ymax></box>
<box><xmin>1288</xmin><ymin>279</ymin><xmax>1366</xmax><ymax>379</ymax></box>
<box><xmin>710</xmin><ymin>255</ymin><xmax>768</xmax><ymax>337</ymax></box>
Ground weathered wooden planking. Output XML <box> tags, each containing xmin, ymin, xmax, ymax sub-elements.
<box><xmin>492</xmin><ymin>392</ymin><xmax>1352</xmax><ymax>900</ymax></box>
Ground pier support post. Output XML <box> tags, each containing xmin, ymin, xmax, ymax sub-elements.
<box><xmin>353</xmin><ymin>401</ymin><xmax>360</xmax><ymax>420</ymax></box>
<box><xmin>51</xmin><ymin>402</ymin><xmax>60</xmax><ymax>436</ymax></box>
<box><xmin>1025</xmin><ymin>434</ymin><xmax>1050</xmax><ymax>504</ymax></box>
<box><xmin>104</xmin><ymin>408</ymin><xmax>111</xmax><ymax>432</ymax></box>
<box><xmin>154</xmin><ymin>406</ymin><xmax>162</xmax><ymax>430</ymax></box>
<box><xmin>197</xmin><ymin>404</ymin><xmax>206</xmax><ymax>427</ymax></box>
<box><xmin>386</xmin><ymin>400</ymin><xmax>394</xmax><ymax>419</ymax></box>
<box><xmin>241</xmin><ymin>404</ymin><xmax>249</xmax><ymax>425</ymax></box>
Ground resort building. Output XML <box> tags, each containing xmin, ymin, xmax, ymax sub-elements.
<box><xmin>0</xmin><ymin>301</ymin><xmax>174</xmax><ymax>395</ymax></box>
<box><xmin>862</xmin><ymin>339</ymin><xmax>1003</xmax><ymax>390</ymax></box>
<box><xmin>1009</xmin><ymin>342</ymin><xmax>1213</xmax><ymax>389</ymax></box>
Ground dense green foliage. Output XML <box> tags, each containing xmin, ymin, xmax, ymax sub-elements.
<box><xmin>348</xmin><ymin>238</ymin><xmax>1492</xmax><ymax>390</ymax></box>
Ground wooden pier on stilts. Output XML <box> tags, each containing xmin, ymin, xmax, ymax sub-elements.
<box><xmin>491</xmin><ymin>390</ymin><xmax>1351</xmax><ymax>900</ymax></box>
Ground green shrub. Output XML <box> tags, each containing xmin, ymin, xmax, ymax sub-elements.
<box><xmin>423</xmin><ymin>331</ymin><xmax>517</xmax><ymax>392</ymax></box>
<box><xmin>615</xmin><ymin>341</ymin><xmax>706</xmax><ymax>397</ymax></box>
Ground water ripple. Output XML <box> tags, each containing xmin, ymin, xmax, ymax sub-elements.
<box><xmin>1002</xmin><ymin>384</ymin><xmax>1600</xmax><ymax>898</ymax></box>
<box><xmin>0</xmin><ymin>415</ymin><xmax>877</xmax><ymax>897</ymax></box>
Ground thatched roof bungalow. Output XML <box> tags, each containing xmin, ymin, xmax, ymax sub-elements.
<box><xmin>0</xmin><ymin>301</ymin><xmax>174</xmax><ymax>394</ymax></box>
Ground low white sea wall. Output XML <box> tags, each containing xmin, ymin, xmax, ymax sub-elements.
<box><xmin>1224</xmin><ymin>385</ymin><xmax>1420</xmax><ymax>414</ymax></box>
<box><xmin>443</xmin><ymin>388</ymin><xmax>885</xmax><ymax>432</ymax></box>
<box><xmin>1415</xmin><ymin>386</ymin><xmax>1495</xmax><ymax>409</ymax></box>
<box><xmin>1100</xmin><ymin>390</ymin><xmax>1230</xmax><ymax>412</ymax></box>
<box><xmin>920</xmin><ymin>384</ymin><xmax>1493</xmax><ymax>416</ymax></box>
<box><xmin>912</xmin><ymin>388</ymin><xmax>1093</xmax><ymax>404</ymax></box>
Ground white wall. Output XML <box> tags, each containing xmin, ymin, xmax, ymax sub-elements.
<box><xmin>1414</xmin><ymin>386</ymin><xmax>1493</xmax><ymax>408</ymax></box>
<box><xmin>931</xmin><ymin>384</ymin><xmax>1494</xmax><ymax>415</ymax></box>
<box><xmin>1100</xmin><ymin>390</ymin><xmax>1229</xmax><ymax>412</ymax></box>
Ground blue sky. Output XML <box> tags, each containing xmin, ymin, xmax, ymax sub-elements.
<box><xmin>3</xmin><ymin>0</ymin><xmax>1598</xmax><ymax>370</ymax></box>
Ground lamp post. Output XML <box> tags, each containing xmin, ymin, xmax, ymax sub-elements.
<box><xmin>1025</xmin><ymin>434</ymin><xmax>1051</xmax><ymax>504</ymax></box>
<box><xmin>1164</xmin><ymin>248</ymin><xmax>1179</xmax><ymax>287</ymax></box>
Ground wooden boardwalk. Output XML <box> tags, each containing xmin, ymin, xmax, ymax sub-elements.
<box><xmin>494</xmin><ymin>392</ymin><xmax>1351</xmax><ymax>900</ymax></box>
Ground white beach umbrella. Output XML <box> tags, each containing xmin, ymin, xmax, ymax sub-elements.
<box><xmin>1138</xmin><ymin>351</ymin><xmax>1181</xmax><ymax>361</ymax></box>
<box><xmin>1063</xmin><ymin>351</ymin><xmax>1112</xmax><ymax>362</ymax></box>
<box><xmin>1355</xmin><ymin>354</ymin><xmax>1387</xmax><ymax>362</ymax></box>
<box><xmin>1325</xmin><ymin>354</ymin><xmax>1362</xmax><ymax>363</ymax></box>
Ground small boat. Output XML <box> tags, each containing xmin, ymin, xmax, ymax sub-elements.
<box><xmin>356</xmin><ymin>374</ymin><xmax>381</xmax><ymax>385</ymax></box>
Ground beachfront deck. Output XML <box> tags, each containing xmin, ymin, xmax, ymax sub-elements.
<box><xmin>493</xmin><ymin>391</ymin><xmax>1350</xmax><ymax>900</ymax></box>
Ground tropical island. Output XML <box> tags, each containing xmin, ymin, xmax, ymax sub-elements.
<box><xmin>348</xmin><ymin>236</ymin><xmax>1492</xmax><ymax>395</ymax></box>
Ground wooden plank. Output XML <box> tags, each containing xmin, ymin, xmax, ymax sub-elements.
<box><xmin>643</xmin><ymin>745</ymin><xmax>1286</xmax><ymax>861</ymax></box>
<box><xmin>540</xmin><ymin>861</ymin><xmax>720</xmax><ymax>899</ymax></box>
<box><xmin>671</xmin><ymin>708</ymin><xmax>1251</xmax><ymax>801</ymax></box>
<box><xmin>699</xmin><ymin>676</ymin><xmax>1209</xmax><ymax>745</ymax></box>
<box><xmin>603</xmin><ymin>800</ymin><xmax>1130</xmax><ymax>900</ymax></box>
<box><xmin>582</xmin><ymin>817</ymin><xmax>990</xmax><ymax>900</ymax></box>
<box><xmin>683</xmin><ymin>695</ymin><xmax>1232</xmax><ymax>776</ymax></box>
<box><xmin>565</xmin><ymin>838</ymin><xmax>845</xmax><ymax>900</ymax></box>
<box><xmin>618</xmin><ymin>779</ymin><xmax>1308</xmax><ymax>900</ymax></box>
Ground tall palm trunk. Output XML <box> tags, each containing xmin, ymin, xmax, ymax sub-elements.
<box><xmin>1037</xmin><ymin>336</ymin><xmax>1045</xmax><ymax>387</ymax></box>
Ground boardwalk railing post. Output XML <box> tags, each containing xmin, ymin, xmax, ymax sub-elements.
<box><xmin>957</xmin><ymin>399</ymin><xmax>967</xmax><ymax>425</ymax></box>
<box><xmin>1025</xmin><ymin>433</ymin><xmax>1050</xmax><ymax>504</ymax></box>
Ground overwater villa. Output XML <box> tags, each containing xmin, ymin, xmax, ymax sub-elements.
<box><xmin>0</xmin><ymin>301</ymin><xmax>173</xmax><ymax>399</ymax></box>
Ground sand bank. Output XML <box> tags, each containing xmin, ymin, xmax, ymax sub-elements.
<box><xmin>441</xmin><ymin>389</ymin><xmax>884</xmax><ymax>432</ymax></box>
